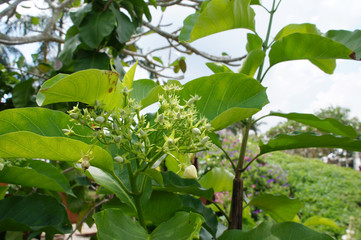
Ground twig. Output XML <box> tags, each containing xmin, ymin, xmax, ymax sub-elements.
<box><xmin>66</xmin><ymin>198</ymin><xmax>110</xmax><ymax>240</ymax></box>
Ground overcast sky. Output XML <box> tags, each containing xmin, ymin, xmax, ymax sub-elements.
<box><xmin>135</xmin><ymin>0</ymin><xmax>361</xmax><ymax>132</ymax></box>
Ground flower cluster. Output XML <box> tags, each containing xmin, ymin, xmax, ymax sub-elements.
<box><xmin>65</xmin><ymin>83</ymin><xmax>213</xmax><ymax>171</ymax></box>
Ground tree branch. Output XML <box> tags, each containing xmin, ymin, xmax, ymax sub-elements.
<box><xmin>143</xmin><ymin>22</ymin><xmax>247</xmax><ymax>65</ymax></box>
<box><xmin>0</xmin><ymin>0</ymin><xmax>26</xmax><ymax>20</ymax></box>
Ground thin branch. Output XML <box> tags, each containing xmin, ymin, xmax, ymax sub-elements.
<box><xmin>137</xmin><ymin>60</ymin><xmax>184</xmax><ymax>80</ymax></box>
<box><xmin>0</xmin><ymin>0</ymin><xmax>27</xmax><ymax>20</ymax></box>
<box><xmin>143</xmin><ymin>22</ymin><xmax>247</xmax><ymax>65</ymax></box>
<box><xmin>66</xmin><ymin>198</ymin><xmax>110</xmax><ymax>240</ymax></box>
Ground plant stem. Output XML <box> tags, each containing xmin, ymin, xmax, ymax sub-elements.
<box><xmin>126</xmin><ymin>163</ymin><xmax>146</xmax><ymax>229</ymax></box>
<box><xmin>256</xmin><ymin>0</ymin><xmax>277</xmax><ymax>83</ymax></box>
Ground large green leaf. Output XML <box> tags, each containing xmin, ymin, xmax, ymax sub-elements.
<box><xmin>0</xmin><ymin>107</ymin><xmax>93</xmax><ymax>143</ymax></box>
<box><xmin>36</xmin><ymin>69</ymin><xmax>122</xmax><ymax>111</ymax></box>
<box><xmin>239</xmin><ymin>49</ymin><xmax>265</xmax><ymax>77</ymax></box>
<box><xmin>269</xmin><ymin>112</ymin><xmax>357</xmax><ymax>138</ymax></box>
<box><xmin>74</xmin><ymin>50</ymin><xmax>110</xmax><ymax>71</ymax></box>
<box><xmin>179</xmin><ymin>0</ymin><xmax>255</xmax><ymax>42</ymax></box>
<box><xmin>59</xmin><ymin>34</ymin><xmax>80</xmax><ymax>63</ymax></box>
<box><xmin>87</xmin><ymin>166</ymin><xmax>136</xmax><ymax>212</ymax></box>
<box><xmin>94</xmin><ymin>208</ymin><xmax>148</xmax><ymax>240</ymax></box>
<box><xmin>0</xmin><ymin>131</ymin><xmax>113</xmax><ymax>173</ymax></box>
<box><xmin>95</xmin><ymin>209</ymin><xmax>204</xmax><ymax>240</ymax></box>
<box><xmin>259</xmin><ymin>133</ymin><xmax>361</xmax><ymax>155</ymax></box>
<box><xmin>131</xmin><ymin>79</ymin><xmax>161</xmax><ymax>109</ymax></box>
<box><xmin>0</xmin><ymin>194</ymin><xmax>72</xmax><ymax>234</ymax></box>
<box><xmin>79</xmin><ymin>10</ymin><xmax>116</xmax><ymax>49</ymax></box>
<box><xmin>249</xmin><ymin>194</ymin><xmax>302</xmax><ymax>223</ymax></box>
<box><xmin>12</xmin><ymin>79</ymin><xmax>35</xmax><ymax>107</ymax></box>
<box><xmin>144</xmin><ymin>191</ymin><xmax>182</xmax><ymax>225</ymax></box>
<box><xmin>150</xmin><ymin>211</ymin><xmax>204</xmax><ymax>240</ymax></box>
<box><xmin>219</xmin><ymin>222</ymin><xmax>334</xmax><ymax>240</ymax></box>
<box><xmin>110</xmin><ymin>3</ymin><xmax>135</xmax><ymax>43</ymax></box>
<box><xmin>199</xmin><ymin>167</ymin><xmax>234</xmax><ymax>192</ymax></box>
<box><xmin>269</xmin><ymin>33</ymin><xmax>353</xmax><ymax>73</ymax></box>
<box><xmin>180</xmin><ymin>195</ymin><xmax>219</xmax><ymax>237</ymax></box>
<box><xmin>179</xmin><ymin>73</ymin><xmax>269</xmax><ymax>130</ymax></box>
<box><xmin>326</xmin><ymin>30</ymin><xmax>361</xmax><ymax>60</ymax></box>
<box><xmin>159</xmin><ymin>171</ymin><xmax>214</xmax><ymax>200</ymax></box>
<box><xmin>272</xmin><ymin>24</ymin><xmax>336</xmax><ymax>74</ymax></box>
<box><xmin>69</xmin><ymin>3</ymin><xmax>92</xmax><ymax>27</ymax></box>
<box><xmin>274</xmin><ymin>23</ymin><xmax>321</xmax><ymax>42</ymax></box>
<box><xmin>0</xmin><ymin>159</ymin><xmax>73</xmax><ymax>195</ymax></box>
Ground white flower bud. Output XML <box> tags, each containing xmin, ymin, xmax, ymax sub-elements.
<box><xmin>176</xmin><ymin>112</ymin><xmax>181</xmax><ymax>119</ymax></box>
<box><xmin>192</xmin><ymin>128</ymin><xmax>201</xmax><ymax>135</ymax></box>
<box><xmin>114</xmin><ymin>156</ymin><xmax>124</xmax><ymax>163</ymax></box>
<box><xmin>157</xmin><ymin>113</ymin><xmax>164</xmax><ymax>122</ymax></box>
<box><xmin>183</xmin><ymin>165</ymin><xmax>197</xmax><ymax>179</ymax></box>
<box><xmin>114</xmin><ymin>136</ymin><xmax>122</xmax><ymax>143</ymax></box>
<box><xmin>200</xmin><ymin>136</ymin><xmax>210</xmax><ymax>145</ymax></box>
<box><xmin>168</xmin><ymin>139</ymin><xmax>174</xmax><ymax>145</ymax></box>
<box><xmin>95</xmin><ymin>116</ymin><xmax>105</xmax><ymax>124</ymax></box>
<box><xmin>205</xmin><ymin>123</ymin><xmax>212</xmax><ymax>130</ymax></box>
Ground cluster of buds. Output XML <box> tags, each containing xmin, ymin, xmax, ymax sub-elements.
<box><xmin>154</xmin><ymin>84</ymin><xmax>213</xmax><ymax>153</ymax></box>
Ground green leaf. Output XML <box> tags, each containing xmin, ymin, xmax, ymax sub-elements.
<box><xmin>303</xmin><ymin>216</ymin><xmax>339</xmax><ymax>229</ymax></box>
<box><xmin>0</xmin><ymin>107</ymin><xmax>93</xmax><ymax>143</ymax></box>
<box><xmin>131</xmin><ymin>79</ymin><xmax>161</xmax><ymax>109</ymax></box>
<box><xmin>94</xmin><ymin>208</ymin><xmax>148</xmax><ymax>240</ymax></box>
<box><xmin>179</xmin><ymin>73</ymin><xmax>269</xmax><ymax>130</ymax></box>
<box><xmin>0</xmin><ymin>131</ymin><xmax>113</xmax><ymax>173</ymax></box>
<box><xmin>199</xmin><ymin>167</ymin><xmax>234</xmax><ymax>192</ymax></box>
<box><xmin>246</xmin><ymin>33</ymin><xmax>263</xmax><ymax>52</ymax></box>
<box><xmin>0</xmin><ymin>186</ymin><xmax>8</xmax><ymax>200</ymax></box>
<box><xmin>205</xmin><ymin>62</ymin><xmax>233</xmax><ymax>73</ymax></box>
<box><xmin>259</xmin><ymin>133</ymin><xmax>361</xmax><ymax>155</ymax></box>
<box><xmin>219</xmin><ymin>222</ymin><xmax>334</xmax><ymax>240</ymax></box>
<box><xmin>269</xmin><ymin>112</ymin><xmax>357</xmax><ymax>138</ymax></box>
<box><xmin>70</xmin><ymin>3</ymin><xmax>92</xmax><ymax>27</ymax></box>
<box><xmin>0</xmin><ymin>159</ymin><xmax>73</xmax><ymax>195</ymax></box>
<box><xmin>326</xmin><ymin>29</ymin><xmax>361</xmax><ymax>59</ymax></box>
<box><xmin>95</xmin><ymin>209</ymin><xmax>204</xmax><ymax>240</ymax></box>
<box><xmin>79</xmin><ymin>10</ymin><xmax>116</xmax><ymax>49</ymax></box>
<box><xmin>269</xmin><ymin>33</ymin><xmax>353</xmax><ymax>74</ymax></box>
<box><xmin>122</xmin><ymin>61</ymin><xmax>137</xmax><ymax>90</ymax></box>
<box><xmin>274</xmin><ymin>23</ymin><xmax>321</xmax><ymax>42</ymax></box>
<box><xmin>87</xmin><ymin>166</ymin><xmax>136</xmax><ymax>212</ymax></box>
<box><xmin>150</xmin><ymin>211</ymin><xmax>204</xmax><ymax>240</ymax></box>
<box><xmin>140</xmin><ymin>169</ymin><xmax>163</xmax><ymax>186</ymax></box>
<box><xmin>159</xmin><ymin>171</ymin><xmax>214</xmax><ymax>200</ymax></box>
<box><xmin>165</xmin><ymin>152</ymin><xmax>191</xmax><ymax>176</ymax></box>
<box><xmin>0</xmin><ymin>194</ymin><xmax>72</xmax><ymax>234</ymax></box>
<box><xmin>180</xmin><ymin>195</ymin><xmax>219</xmax><ymax>237</ymax></box>
<box><xmin>179</xmin><ymin>0</ymin><xmax>255</xmax><ymax>42</ymax></box>
<box><xmin>110</xmin><ymin>3</ymin><xmax>135</xmax><ymax>43</ymax></box>
<box><xmin>144</xmin><ymin>191</ymin><xmax>182</xmax><ymax>225</ymax></box>
<box><xmin>31</xmin><ymin>16</ymin><xmax>39</xmax><ymax>25</ymax></box>
<box><xmin>249</xmin><ymin>194</ymin><xmax>302</xmax><ymax>223</ymax></box>
<box><xmin>12</xmin><ymin>79</ymin><xmax>35</xmax><ymax>107</ymax></box>
<box><xmin>36</xmin><ymin>69</ymin><xmax>122</xmax><ymax>112</ymax></box>
<box><xmin>74</xmin><ymin>50</ymin><xmax>110</xmax><ymax>71</ymax></box>
<box><xmin>239</xmin><ymin>49</ymin><xmax>265</xmax><ymax>77</ymax></box>
<box><xmin>59</xmin><ymin>34</ymin><xmax>80</xmax><ymax>63</ymax></box>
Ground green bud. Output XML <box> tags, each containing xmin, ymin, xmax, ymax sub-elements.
<box><xmin>192</xmin><ymin>128</ymin><xmax>201</xmax><ymax>135</ymax></box>
<box><xmin>112</xmin><ymin>122</ymin><xmax>119</xmax><ymax>130</ymax></box>
<box><xmin>81</xmin><ymin>160</ymin><xmax>90</xmax><ymax>170</ymax></box>
<box><xmin>95</xmin><ymin>116</ymin><xmax>105</xmax><ymax>124</ymax></box>
<box><xmin>70</xmin><ymin>113</ymin><xmax>79</xmax><ymax>119</ymax></box>
<box><xmin>205</xmin><ymin>123</ymin><xmax>212</xmax><ymax>130</ymax></box>
<box><xmin>183</xmin><ymin>165</ymin><xmax>197</xmax><ymax>179</ymax></box>
<box><xmin>114</xmin><ymin>156</ymin><xmax>124</xmax><ymax>163</ymax></box>
<box><xmin>157</xmin><ymin>113</ymin><xmax>164</xmax><ymax>123</ymax></box>
<box><xmin>168</xmin><ymin>139</ymin><xmax>174</xmax><ymax>145</ymax></box>
<box><xmin>200</xmin><ymin>136</ymin><xmax>210</xmax><ymax>145</ymax></box>
<box><xmin>176</xmin><ymin>112</ymin><xmax>181</xmax><ymax>119</ymax></box>
<box><xmin>114</xmin><ymin>136</ymin><xmax>122</xmax><ymax>143</ymax></box>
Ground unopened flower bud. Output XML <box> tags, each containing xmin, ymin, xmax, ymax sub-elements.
<box><xmin>123</xmin><ymin>87</ymin><xmax>129</xmax><ymax>94</ymax></box>
<box><xmin>168</xmin><ymin>139</ymin><xmax>174</xmax><ymax>145</ymax></box>
<box><xmin>95</xmin><ymin>116</ymin><xmax>105</xmax><ymax>124</ymax></box>
<box><xmin>205</xmin><ymin>123</ymin><xmax>212</xmax><ymax>130</ymax></box>
<box><xmin>157</xmin><ymin>113</ymin><xmax>164</xmax><ymax>123</ymax></box>
<box><xmin>70</xmin><ymin>113</ymin><xmax>79</xmax><ymax>119</ymax></box>
<box><xmin>192</xmin><ymin>128</ymin><xmax>201</xmax><ymax>135</ymax></box>
<box><xmin>114</xmin><ymin>136</ymin><xmax>122</xmax><ymax>143</ymax></box>
<box><xmin>112</xmin><ymin>122</ymin><xmax>119</xmax><ymax>130</ymax></box>
<box><xmin>176</xmin><ymin>112</ymin><xmax>181</xmax><ymax>119</ymax></box>
<box><xmin>187</xmin><ymin>99</ymin><xmax>194</xmax><ymax>105</ymax></box>
<box><xmin>62</xmin><ymin>129</ymin><xmax>75</xmax><ymax>136</ymax></box>
<box><xmin>81</xmin><ymin>160</ymin><xmax>90</xmax><ymax>170</ymax></box>
<box><xmin>114</xmin><ymin>156</ymin><xmax>124</xmax><ymax>164</ymax></box>
<box><xmin>200</xmin><ymin>136</ymin><xmax>210</xmax><ymax>145</ymax></box>
<box><xmin>183</xmin><ymin>165</ymin><xmax>197</xmax><ymax>179</ymax></box>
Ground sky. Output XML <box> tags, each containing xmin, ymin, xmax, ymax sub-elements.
<box><xmin>9</xmin><ymin>0</ymin><xmax>361</xmax><ymax>133</ymax></box>
<box><xmin>134</xmin><ymin>0</ymin><xmax>361</xmax><ymax>132</ymax></box>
